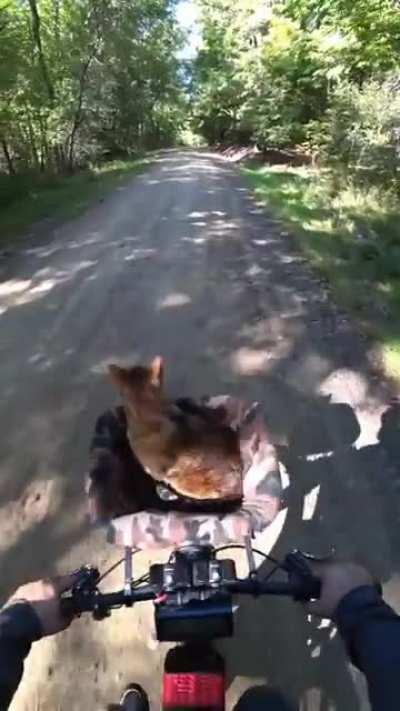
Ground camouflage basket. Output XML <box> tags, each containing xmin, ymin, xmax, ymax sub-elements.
<box><xmin>87</xmin><ymin>396</ymin><xmax>282</xmax><ymax>550</ymax></box>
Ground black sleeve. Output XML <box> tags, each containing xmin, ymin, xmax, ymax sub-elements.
<box><xmin>0</xmin><ymin>602</ymin><xmax>42</xmax><ymax>709</ymax></box>
<box><xmin>336</xmin><ymin>585</ymin><xmax>400</xmax><ymax>711</ymax></box>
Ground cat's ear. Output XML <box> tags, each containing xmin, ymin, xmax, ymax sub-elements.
<box><xmin>149</xmin><ymin>356</ymin><xmax>164</xmax><ymax>388</ymax></box>
<box><xmin>108</xmin><ymin>364</ymin><xmax>129</xmax><ymax>389</ymax></box>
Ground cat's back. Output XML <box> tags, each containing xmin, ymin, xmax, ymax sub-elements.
<box><xmin>166</xmin><ymin>415</ymin><xmax>242</xmax><ymax>500</ymax></box>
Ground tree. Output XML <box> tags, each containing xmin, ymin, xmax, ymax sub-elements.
<box><xmin>191</xmin><ymin>0</ymin><xmax>400</xmax><ymax>167</ymax></box>
<box><xmin>27</xmin><ymin>0</ymin><xmax>55</xmax><ymax>103</ymax></box>
<box><xmin>0</xmin><ymin>0</ymin><xmax>186</xmax><ymax>175</ymax></box>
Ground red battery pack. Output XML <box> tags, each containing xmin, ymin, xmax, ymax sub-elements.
<box><xmin>163</xmin><ymin>672</ymin><xmax>225</xmax><ymax>710</ymax></box>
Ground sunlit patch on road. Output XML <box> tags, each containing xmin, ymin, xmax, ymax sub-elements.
<box><xmin>230</xmin><ymin>347</ymin><xmax>272</xmax><ymax>375</ymax></box>
<box><xmin>157</xmin><ymin>292</ymin><xmax>192</xmax><ymax>309</ymax></box>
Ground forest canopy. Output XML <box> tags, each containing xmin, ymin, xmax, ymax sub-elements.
<box><xmin>0</xmin><ymin>0</ymin><xmax>186</xmax><ymax>175</ymax></box>
<box><xmin>2</xmin><ymin>0</ymin><xmax>400</xmax><ymax>193</ymax></box>
<box><xmin>191</xmin><ymin>0</ymin><xmax>400</xmax><ymax>190</ymax></box>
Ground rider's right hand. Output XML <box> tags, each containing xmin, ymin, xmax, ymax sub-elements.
<box><xmin>5</xmin><ymin>574</ymin><xmax>77</xmax><ymax>637</ymax></box>
<box><xmin>307</xmin><ymin>561</ymin><xmax>374</xmax><ymax>618</ymax></box>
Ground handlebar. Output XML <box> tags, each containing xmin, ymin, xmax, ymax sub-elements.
<box><xmin>61</xmin><ymin>586</ymin><xmax>155</xmax><ymax>617</ymax></box>
<box><xmin>228</xmin><ymin>577</ymin><xmax>320</xmax><ymax>597</ymax></box>
<box><xmin>61</xmin><ymin>548</ymin><xmax>321</xmax><ymax>620</ymax></box>
<box><xmin>61</xmin><ymin>579</ymin><xmax>318</xmax><ymax>617</ymax></box>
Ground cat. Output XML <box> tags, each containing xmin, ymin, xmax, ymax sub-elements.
<box><xmin>108</xmin><ymin>357</ymin><xmax>243</xmax><ymax>501</ymax></box>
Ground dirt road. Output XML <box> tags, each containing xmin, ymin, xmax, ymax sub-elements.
<box><xmin>1</xmin><ymin>150</ymin><xmax>399</xmax><ymax>710</ymax></box>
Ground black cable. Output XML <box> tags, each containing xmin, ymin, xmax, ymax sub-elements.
<box><xmin>97</xmin><ymin>557</ymin><xmax>125</xmax><ymax>584</ymax></box>
<box><xmin>215</xmin><ymin>544</ymin><xmax>283</xmax><ymax>568</ymax></box>
<box><xmin>99</xmin><ymin>546</ymin><xmax>283</xmax><ymax>589</ymax></box>
<box><xmin>261</xmin><ymin>564</ymin><xmax>280</xmax><ymax>582</ymax></box>
<box><xmin>97</xmin><ymin>549</ymin><xmax>141</xmax><ymax>584</ymax></box>
<box><xmin>132</xmin><ymin>573</ymin><xmax>150</xmax><ymax>588</ymax></box>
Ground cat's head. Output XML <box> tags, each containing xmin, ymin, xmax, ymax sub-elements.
<box><xmin>108</xmin><ymin>356</ymin><xmax>164</xmax><ymax>420</ymax></box>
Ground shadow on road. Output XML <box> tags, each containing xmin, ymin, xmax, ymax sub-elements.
<box><xmin>221</xmin><ymin>397</ymin><xmax>400</xmax><ymax>710</ymax></box>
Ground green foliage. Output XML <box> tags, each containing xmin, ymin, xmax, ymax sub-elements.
<box><xmin>0</xmin><ymin>157</ymin><xmax>149</xmax><ymax>237</ymax></box>
<box><xmin>190</xmin><ymin>0</ymin><xmax>253</xmax><ymax>143</ymax></box>
<box><xmin>239</xmin><ymin>17</ymin><xmax>330</xmax><ymax>149</ymax></box>
<box><xmin>243</xmin><ymin>162</ymin><xmax>400</xmax><ymax>377</ymax></box>
<box><xmin>191</xmin><ymin>1</ymin><xmax>335</xmax><ymax>147</ymax></box>
<box><xmin>192</xmin><ymin>0</ymin><xmax>400</xmax><ymax>184</ymax></box>
<box><xmin>320</xmin><ymin>77</ymin><xmax>400</xmax><ymax>190</ymax></box>
<box><xmin>178</xmin><ymin>126</ymin><xmax>207</xmax><ymax>147</ymax></box>
<box><xmin>284</xmin><ymin>0</ymin><xmax>400</xmax><ymax>77</ymax></box>
<box><xmin>0</xmin><ymin>0</ymin><xmax>186</xmax><ymax>176</ymax></box>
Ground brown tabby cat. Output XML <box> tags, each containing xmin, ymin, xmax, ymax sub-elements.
<box><xmin>108</xmin><ymin>357</ymin><xmax>243</xmax><ymax>501</ymax></box>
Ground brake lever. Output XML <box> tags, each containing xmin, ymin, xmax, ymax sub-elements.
<box><xmin>70</xmin><ymin>565</ymin><xmax>101</xmax><ymax>593</ymax></box>
<box><xmin>60</xmin><ymin>565</ymin><xmax>103</xmax><ymax>619</ymax></box>
<box><xmin>283</xmin><ymin>551</ymin><xmax>321</xmax><ymax>602</ymax></box>
<box><xmin>294</xmin><ymin>548</ymin><xmax>336</xmax><ymax>563</ymax></box>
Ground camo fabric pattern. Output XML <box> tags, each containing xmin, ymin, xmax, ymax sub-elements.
<box><xmin>88</xmin><ymin>396</ymin><xmax>282</xmax><ymax>550</ymax></box>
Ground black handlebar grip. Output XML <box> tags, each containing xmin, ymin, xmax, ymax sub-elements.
<box><xmin>60</xmin><ymin>596</ymin><xmax>77</xmax><ymax>619</ymax></box>
<box><xmin>294</xmin><ymin>575</ymin><xmax>321</xmax><ymax>602</ymax></box>
<box><xmin>284</xmin><ymin>551</ymin><xmax>321</xmax><ymax>602</ymax></box>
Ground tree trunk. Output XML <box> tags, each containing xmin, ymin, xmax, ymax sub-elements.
<box><xmin>25</xmin><ymin>108</ymin><xmax>40</xmax><ymax>170</ymax></box>
<box><xmin>53</xmin><ymin>144</ymin><xmax>67</xmax><ymax>173</ymax></box>
<box><xmin>1</xmin><ymin>138</ymin><xmax>15</xmax><ymax>175</ymax></box>
<box><xmin>28</xmin><ymin>0</ymin><xmax>55</xmax><ymax>103</ymax></box>
<box><xmin>67</xmin><ymin>50</ymin><xmax>97</xmax><ymax>171</ymax></box>
<box><xmin>52</xmin><ymin>0</ymin><xmax>60</xmax><ymax>46</ymax></box>
<box><xmin>37</xmin><ymin>111</ymin><xmax>51</xmax><ymax>171</ymax></box>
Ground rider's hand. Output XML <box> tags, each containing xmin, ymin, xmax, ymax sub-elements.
<box><xmin>6</xmin><ymin>574</ymin><xmax>76</xmax><ymax>637</ymax></box>
<box><xmin>307</xmin><ymin>561</ymin><xmax>374</xmax><ymax>618</ymax></box>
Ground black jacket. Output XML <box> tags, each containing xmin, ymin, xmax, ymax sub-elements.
<box><xmin>335</xmin><ymin>586</ymin><xmax>400</xmax><ymax>710</ymax></box>
<box><xmin>0</xmin><ymin>586</ymin><xmax>399</xmax><ymax>709</ymax></box>
<box><xmin>0</xmin><ymin>602</ymin><xmax>41</xmax><ymax>709</ymax></box>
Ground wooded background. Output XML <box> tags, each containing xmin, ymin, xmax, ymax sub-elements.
<box><xmin>0</xmin><ymin>0</ymin><xmax>185</xmax><ymax>176</ymax></box>
<box><xmin>192</xmin><ymin>0</ymin><xmax>400</xmax><ymax>191</ymax></box>
<box><xmin>1</xmin><ymin>0</ymin><xmax>400</xmax><ymax>192</ymax></box>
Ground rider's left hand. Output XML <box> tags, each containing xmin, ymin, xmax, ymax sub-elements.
<box><xmin>6</xmin><ymin>574</ymin><xmax>77</xmax><ymax>637</ymax></box>
<box><xmin>306</xmin><ymin>561</ymin><xmax>374</xmax><ymax>618</ymax></box>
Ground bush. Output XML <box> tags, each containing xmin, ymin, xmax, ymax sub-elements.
<box><xmin>239</xmin><ymin>18</ymin><xmax>329</xmax><ymax>151</ymax></box>
<box><xmin>320</xmin><ymin>76</ymin><xmax>400</xmax><ymax>191</ymax></box>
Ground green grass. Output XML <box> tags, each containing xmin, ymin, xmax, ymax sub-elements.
<box><xmin>242</xmin><ymin>163</ymin><xmax>400</xmax><ymax>380</ymax></box>
<box><xmin>0</xmin><ymin>157</ymin><xmax>150</xmax><ymax>240</ymax></box>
